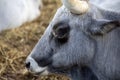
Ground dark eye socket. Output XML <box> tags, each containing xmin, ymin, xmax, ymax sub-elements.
<box><xmin>52</xmin><ymin>22</ymin><xmax>70</xmax><ymax>39</ymax></box>
<box><xmin>52</xmin><ymin>21</ymin><xmax>70</xmax><ymax>44</ymax></box>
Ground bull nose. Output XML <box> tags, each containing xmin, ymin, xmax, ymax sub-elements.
<box><xmin>25</xmin><ymin>61</ymin><xmax>30</xmax><ymax>69</ymax></box>
<box><xmin>25</xmin><ymin>56</ymin><xmax>48</xmax><ymax>74</ymax></box>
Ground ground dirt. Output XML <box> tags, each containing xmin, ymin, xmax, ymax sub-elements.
<box><xmin>0</xmin><ymin>0</ymin><xmax>69</xmax><ymax>80</ymax></box>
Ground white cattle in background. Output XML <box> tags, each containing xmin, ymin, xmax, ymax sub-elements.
<box><xmin>90</xmin><ymin>0</ymin><xmax>120</xmax><ymax>12</ymax></box>
<box><xmin>0</xmin><ymin>0</ymin><xmax>42</xmax><ymax>32</ymax></box>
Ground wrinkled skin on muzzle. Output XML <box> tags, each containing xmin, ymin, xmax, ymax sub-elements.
<box><xmin>26</xmin><ymin>5</ymin><xmax>120</xmax><ymax>80</ymax></box>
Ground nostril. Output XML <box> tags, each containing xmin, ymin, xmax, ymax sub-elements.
<box><xmin>25</xmin><ymin>62</ymin><xmax>30</xmax><ymax>69</ymax></box>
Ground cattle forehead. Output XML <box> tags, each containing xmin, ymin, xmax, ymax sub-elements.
<box><xmin>53</xmin><ymin>6</ymin><xmax>93</xmax><ymax>22</ymax></box>
<box><xmin>50</xmin><ymin>6</ymin><xmax>94</xmax><ymax>33</ymax></box>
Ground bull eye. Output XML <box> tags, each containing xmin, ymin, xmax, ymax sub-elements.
<box><xmin>52</xmin><ymin>21</ymin><xmax>70</xmax><ymax>43</ymax></box>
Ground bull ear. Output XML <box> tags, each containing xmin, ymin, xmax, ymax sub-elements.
<box><xmin>89</xmin><ymin>20</ymin><xmax>120</xmax><ymax>35</ymax></box>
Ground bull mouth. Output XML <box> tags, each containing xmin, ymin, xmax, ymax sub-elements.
<box><xmin>27</xmin><ymin>68</ymin><xmax>49</xmax><ymax>76</ymax></box>
<box><xmin>35</xmin><ymin>69</ymin><xmax>45</xmax><ymax>75</ymax></box>
<box><xmin>25</xmin><ymin>56</ymin><xmax>49</xmax><ymax>75</ymax></box>
<box><xmin>34</xmin><ymin>70</ymin><xmax>49</xmax><ymax>75</ymax></box>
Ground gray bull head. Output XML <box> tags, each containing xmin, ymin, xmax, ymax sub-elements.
<box><xmin>26</xmin><ymin>0</ymin><xmax>120</xmax><ymax>80</ymax></box>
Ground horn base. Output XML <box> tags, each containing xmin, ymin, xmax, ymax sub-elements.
<box><xmin>62</xmin><ymin>0</ymin><xmax>89</xmax><ymax>14</ymax></box>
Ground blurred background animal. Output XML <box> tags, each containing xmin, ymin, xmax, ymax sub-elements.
<box><xmin>90</xmin><ymin>0</ymin><xmax>120</xmax><ymax>12</ymax></box>
<box><xmin>0</xmin><ymin>0</ymin><xmax>42</xmax><ymax>32</ymax></box>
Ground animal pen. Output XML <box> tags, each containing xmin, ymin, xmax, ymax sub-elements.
<box><xmin>0</xmin><ymin>0</ymin><xmax>69</xmax><ymax>80</ymax></box>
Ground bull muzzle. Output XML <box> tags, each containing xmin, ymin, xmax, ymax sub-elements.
<box><xmin>25</xmin><ymin>56</ymin><xmax>49</xmax><ymax>75</ymax></box>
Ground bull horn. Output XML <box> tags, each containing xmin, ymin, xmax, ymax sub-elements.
<box><xmin>61</xmin><ymin>0</ymin><xmax>89</xmax><ymax>14</ymax></box>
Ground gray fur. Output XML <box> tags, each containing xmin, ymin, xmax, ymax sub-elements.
<box><xmin>26</xmin><ymin>2</ymin><xmax>120</xmax><ymax>80</ymax></box>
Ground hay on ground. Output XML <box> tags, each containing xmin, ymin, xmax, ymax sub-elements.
<box><xmin>0</xmin><ymin>0</ymin><xmax>69</xmax><ymax>80</ymax></box>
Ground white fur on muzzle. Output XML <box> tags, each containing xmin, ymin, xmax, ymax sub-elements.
<box><xmin>25</xmin><ymin>56</ymin><xmax>49</xmax><ymax>75</ymax></box>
